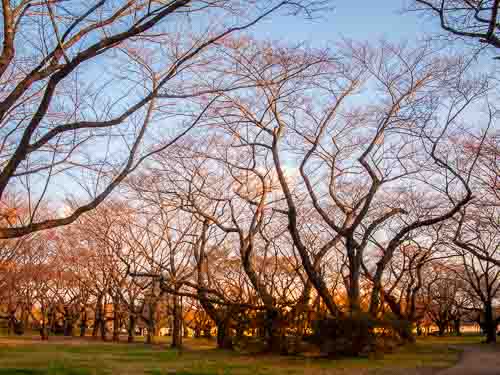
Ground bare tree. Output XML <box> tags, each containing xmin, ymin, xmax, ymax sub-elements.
<box><xmin>452</xmin><ymin>133</ymin><xmax>500</xmax><ymax>266</ymax></box>
<box><xmin>205</xmin><ymin>39</ymin><xmax>488</xmax><ymax>322</ymax></box>
<box><xmin>453</xmin><ymin>241</ymin><xmax>500</xmax><ymax>342</ymax></box>
<box><xmin>413</xmin><ymin>0</ymin><xmax>500</xmax><ymax>56</ymax></box>
<box><xmin>0</xmin><ymin>0</ymin><xmax>326</xmax><ymax>239</ymax></box>
<box><xmin>425</xmin><ymin>263</ymin><xmax>470</xmax><ymax>336</ymax></box>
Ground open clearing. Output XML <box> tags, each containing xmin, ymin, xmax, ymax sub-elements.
<box><xmin>0</xmin><ymin>335</ymin><xmax>483</xmax><ymax>375</ymax></box>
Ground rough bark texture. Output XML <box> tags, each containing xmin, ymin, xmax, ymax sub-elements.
<box><xmin>484</xmin><ymin>302</ymin><xmax>497</xmax><ymax>344</ymax></box>
<box><xmin>112</xmin><ymin>297</ymin><xmax>120</xmax><ymax>342</ymax></box>
<box><xmin>171</xmin><ymin>295</ymin><xmax>182</xmax><ymax>348</ymax></box>
<box><xmin>128</xmin><ymin>315</ymin><xmax>136</xmax><ymax>343</ymax></box>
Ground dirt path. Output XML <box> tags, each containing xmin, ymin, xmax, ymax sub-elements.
<box><xmin>439</xmin><ymin>344</ymin><xmax>500</xmax><ymax>375</ymax></box>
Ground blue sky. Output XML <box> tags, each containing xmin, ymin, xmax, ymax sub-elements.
<box><xmin>33</xmin><ymin>0</ymin><xmax>489</xmax><ymax>210</ymax></box>
<box><xmin>255</xmin><ymin>1</ymin><xmax>433</xmax><ymax>46</ymax></box>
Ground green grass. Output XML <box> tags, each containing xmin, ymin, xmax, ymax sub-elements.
<box><xmin>416</xmin><ymin>334</ymin><xmax>483</xmax><ymax>346</ymax></box>
<box><xmin>0</xmin><ymin>335</ymin><xmax>472</xmax><ymax>375</ymax></box>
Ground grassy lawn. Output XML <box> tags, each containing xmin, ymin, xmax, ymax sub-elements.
<box><xmin>0</xmin><ymin>335</ymin><xmax>470</xmax><ymax>375</ymax></box>
<box><xmin>415</xmin><ymin>334</ymin><xmax>483</xmax><ymax>346</ymax></box>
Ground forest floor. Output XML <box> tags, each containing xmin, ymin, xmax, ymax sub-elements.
<box><xmin>0</xmin><ymin>334</ymin><xmax>489</xmax><ymax>375</ymax></box>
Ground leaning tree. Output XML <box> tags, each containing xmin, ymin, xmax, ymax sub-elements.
<box><xmin>0</xmin><ymin>0</ymin><xmax>327</xmax><ymax>239</ymax></box>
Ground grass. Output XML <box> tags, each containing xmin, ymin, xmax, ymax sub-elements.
<box><xmin>0</xmin><ymin>335</ymin><xmax>473</xmax><ymax>375</ymax></box>
<box><xmin>415</xmin><ymin>334</ymin><xmax>483</xmax><ymax>346</ymax></box>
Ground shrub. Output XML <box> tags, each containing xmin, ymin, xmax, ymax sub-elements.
<box><xmin>308</xmin><ymin>314</ymin><xmax>412</xmax><ymax>358</ymax></box>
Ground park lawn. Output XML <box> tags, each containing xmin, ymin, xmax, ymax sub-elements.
<box><xmin>0</xmin><ymin>336</ymin><xmax>465</xmax><ymax>375</ymax></box>
<box><xmin>415</xmin><ymin>334</ymin><xmax>483</xmax><ymax>346</ymax></box>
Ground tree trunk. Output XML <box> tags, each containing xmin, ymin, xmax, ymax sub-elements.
<box><xmin>22</xmin><ymin>308</ymin><xmax>29</xmax><ymax>334</ymax></box>
<box><xmin>437</xmin><ymin>322</ymin><xmax>446</xmax><ymax>336</ymax></box>
<box><xmin>40</xmin><ymin>313</ymin><xmax>49</xmax><ymax>341</ymax></box>
<box><xmin>112</xmin><ymin>297</ymin><xmax>120</xmax><ymax>342</ymax></box>
<box><xmin>40</xmin><ymin>327</ymin><xmax>49</xmax><ymax>340</ymax></box>
<box><xmin>484</xmin><ymin>302</ymin><xmax>496</xmax><ymax>344</ymax></box>
<box><xmin>171</xmin><ymin>294</ymin><xmax>182</xmax><ymax>348</ymax></box>
<box><xmin>203</xmin><ymin>326</ymin><xmax>211</xmax><ymax>338</ymax></box>
<box><xmin>63</xmin><ymin>307</ymin><xmax>73</xmax><ymax>336</ymax></box>
<box><xmin>146</xmin><ymin>300</ymin><xmax>156</xmax><ymax>344</ymax></box>
<box><xmin>194</xmin><ymin>324</ymin><xmax>201</xmax><ymax>338</ymax></box>
<box><xmin>100</xmin><ymin>310</ymin><xmax>107</xmax><ymax>341</ymax></box>
<box><xmin>128</xmin><ymin>315</ymin><xmax>136</xmax><ymax>343</ymax></box>
<box><xmin>183</xmin><ymin>319</ymin><xmax>189</xmax><ymax>338</ymax></box>
<box><xmin>92</xmin><ymin>296</ymin><xmax>102</xmax><ymax>338</ymax></box>
<box><xmin>80</xmin><ymin>309</ymin><xmax>87</xmax><ymax>337</ymax></box>
<box><xmin>7</xmin><ymin>314</ymin><xmax>13</xmax><ymax>336</ymax></box>
<box><xmin>398</xmin><ymin>324</ymin><xmax>416</xmax><ymax>343</ymax></box>
<box><xmin>99</xmin><ymin>320</ymin><xmax>106</xmax><ymax>341</ymax></box>
<box><xmin>264</xmin><ymin>309</ymin><xmax>282</xmax><ymax>353</ymax></box>
<box><xmin>216</xmin><ymin>319</ymin><xmax>232</xmax><ymax>349</ymax></box>
<box><xmin>48</xmin><ymin>307</ymin><xmax>56</xmax><ymax>334</ymax></box>
<box><xmin>348</xmin><ymin>258</ymin><xmax>361</xmax><ymax>314</ymax></box>
<box><xmin>453</xmin><ymin>318</ymin><xmax>461</xmax><ymax>336</ymax></box>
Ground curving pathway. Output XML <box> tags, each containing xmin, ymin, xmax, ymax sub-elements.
<box><xmin>438</xmin><ymin>344</ymin><xmax>500</xmax><ymax>375</ymax></box>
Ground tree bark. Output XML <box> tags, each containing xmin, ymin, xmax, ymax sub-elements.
<box><xmin>171</xmin><ymin>294</ymin><xmax>182</xmax><ymax>348</ymax></box>
<box><xmin>40</xmin><ymin>312</ymin><xmax>49</xmax><ymax>341</ymax></box>
<box><xmin>453</xmin><ymin>318</ymin><xmax>461</xmax><ymax>336</ymax></box>
<box><xmin>92</xmin><ymin>296</ymin><xmax>103</xmax><ymax>338</ymax></box>
<box><xmin>484</xmin><ymin>302</ymin><xmax>497</xmax><ymax>344</ymax></box>
<box><xmin>112</xmin><ymin>297</ymin><xmax>120</xmax><ymax>342</ymax></box>
<box><xmin>80</xmin><ymin>309</ymin><xmax>87</xmax><ymax>337</ymax></box>
<box><xmin>100</xmin><ymin>318</ymin><xmax>106</xmax><ymax>341</ymax></box>
<box><xmin>63</xmin><ymin>307</ymin><xmax>74</xmax><ymax>336</ymax></box>
<box><xmin>145</xmin><ymin>300</ymin><xmax>157</xmax><ymax>344</ymax></box>
<box><xmin>348</xmin><ymin>264</ymin><xmax>361</xmax><ymax>314</ymax></box>
<box><xmin>437</xmin><ymin>322</ymin><xmax>446</xmax><ymax>336</ymax></box>
<box><xmin>183</xmin><ymin>319</ymin><xmax>189</xmax><ymax>338</ymax></box>
<box><xmin>216</xmin><ymin>318</ymin><xmax>233</xmax><ymax>349</ymax></box>
<box><xmin>128</xmin><ymin>315</ymin><xmax>136</xmax><ymax>343</ymax></box>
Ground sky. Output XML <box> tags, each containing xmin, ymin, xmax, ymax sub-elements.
<box><xmin>34</xmin><ymin>0</ymin><xmax>494</xmax><ymax>211</ymax></box>
<box><xmin>254</xmin><ymin>0</ymin><xmax>433</xmax><ymax>46</ymax></box>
